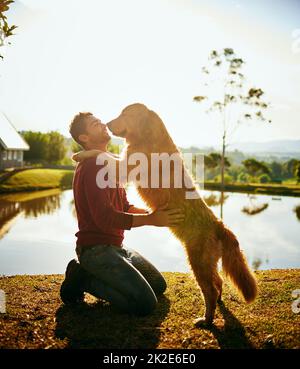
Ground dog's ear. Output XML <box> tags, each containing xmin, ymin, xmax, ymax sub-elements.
<box><xmin>143</xmin><ymin>109</ymin><xmax>168</xmax><ymax>142</ymax></box>
<box><xmin>139</xmin><ymin>109</ymin><xmax>151</xmax><ymax>135</ymax></box>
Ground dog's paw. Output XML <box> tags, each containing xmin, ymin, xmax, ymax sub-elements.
<box><xmin>193</xmin><ymin>317</ymin><xmax>213</xmax><ymax>329</ymax></box>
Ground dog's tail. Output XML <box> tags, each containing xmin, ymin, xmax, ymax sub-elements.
<box><xmin>218</xmin><ymin>225</ymin><xmax>257</xmax><ymax>303</ymax></box>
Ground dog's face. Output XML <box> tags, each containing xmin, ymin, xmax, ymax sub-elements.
<box><xmin>106</xmin><ymin>103</ymin><xmax>166</xmax><ymax>145</ymax></box>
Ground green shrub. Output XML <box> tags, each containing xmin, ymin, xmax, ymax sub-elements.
<box><xmin>213</xmin><ymin>174</ymin><xmax>233</xmax><ymax>184</ymax></box>
<box><xmin>237</xmin><ymin>172</ymin><xmax>250</xmax><ymax>183</ymax></box>
<box><xmin>259</xmin><ymin>174</ymin><xmax>271</xmax><ymax>183</ymax></box>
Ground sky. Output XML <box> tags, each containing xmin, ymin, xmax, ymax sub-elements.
<box><xmin>0</xmin><ymin>0</ymin><xmax>300</xmax><ymax>149</ymax></box>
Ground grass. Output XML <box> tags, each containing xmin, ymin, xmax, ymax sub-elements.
<box><xmin>0</xmin><ymin>167</ymin><xmax>299</xmax><ymax>197</ymax></box>
<box><xmin>204</xmin><ymin>181</ymin><xmax>300</xmax><ymax>197</ymax></box>
<box><xmin>0</xmin><ymin>269</ymin><xmax>299</xmax><ymax>349</ymax></box>
<box><xmin>0</xmin><ymin>169</ymin><xmax>74</xmax><ymax>193</ymax></box>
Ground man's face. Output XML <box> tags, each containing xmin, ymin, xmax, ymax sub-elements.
<box><xmin>79</xmin><ymin>115</ymin><xmax>111</xmax><ymax>148</ymax></box>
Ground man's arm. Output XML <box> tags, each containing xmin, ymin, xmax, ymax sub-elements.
<box><xmin>83</xmin><ymin>158</ymin><xmax>184</xmax><ymax>230</ymax></box>
<box><xmin>127</xmin><ymin>206</ymin><xmax>149</xmax><ymax>214</ymax></box>
<box><xmin>83</xmin><ymin>159</ymin><xmax>134</xmax><ymax>230</ymax></box>
<box><xmin>72</xmin><ymin>149</ymin><xmax>136</xmax><ymax>185</ymax></box>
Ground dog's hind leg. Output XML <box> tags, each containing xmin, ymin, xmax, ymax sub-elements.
<box><xmin>193</xmin><ymin>272</ymin><xmax>219</xmax><ymax>327</ymax></box>
<box><xmin>189</xmin><ymin>257</ymin><xmax>219</xmax><ymax>328</ymax></box>
<box><xmin>187</xmin><ymin>238</ymin><xmax>222</xmax><ymax>328</ymax></box>
<box><xmin>213</xmin><ymin>271</ymin><xmax>223</xmax><ymax>303</ymax></box>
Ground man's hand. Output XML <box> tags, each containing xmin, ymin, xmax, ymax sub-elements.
<box><xmin>148</xmin><ymin>203</ymin><xmax>185</xmax><ymax>227</ymax></box>
<box><xmin>131</xmin><ymin>203</ymin><xmax>184</xmax><ymax>228</ymax></box>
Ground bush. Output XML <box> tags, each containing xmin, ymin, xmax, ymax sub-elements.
<box><xmin>259</xmin><ymin>174</ymin><xmax>271</xmax><ymax>183</ymax></box>
<box><xmin>213</xmin><ymin>174</ymin><xmax>233</xmax><ymax>184</ymax></box>
<box><xmin>237</xmin><ymin>172</ymin><xmax>250</xmax><ymax>183</ymax></box>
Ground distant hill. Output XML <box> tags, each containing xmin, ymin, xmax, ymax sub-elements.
<box><xmin>230</xmin><ymin>140</ymin><xmax>300</xmax><ymax>153</ymax></box>
<box><xmin>179</xmin><ymin>140</ymin><xmax>300</xmax><ymax>164</ymax></box>
<box><xmin>64</xmin><ymin>137</ymin><xmax>300</xmax><ymax>164</ymax></box>
<box><xmin>181</xmin><ymin>140</ymin><xmax>300</xmax><ymax>154</ymax></box>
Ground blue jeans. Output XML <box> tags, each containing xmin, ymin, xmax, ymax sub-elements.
<box><xmin>77</xmin><ymin>244</ymin><xmax>167</xmax><ymax>316</ymax></box>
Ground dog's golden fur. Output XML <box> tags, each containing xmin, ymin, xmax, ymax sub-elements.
<box><xmin>76</xmin><ymin>103</ymin><xmax>257</xmax><ymax>325</ymax></box>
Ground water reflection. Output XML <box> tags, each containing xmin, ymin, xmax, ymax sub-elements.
<box><xmin>241</xmin><ymin>195</ymin><xmax>269</xmax><ymax>216</ymax></box>
<box><xmin>0</xmin><ymin>189</ymin><xmax>61</xmax><ymax>239</ymax></box>
<box><xmin>70</xmin><ymin>199</ymin><xmax>77</xmax><ymax>219</ymax></box>
<box><xmin>0</xmin><ymin>201</ymin><xmax>20</xmax><ymax>240</ymax></box>
<box><xmin>203</xmin><ymin>193</ymin><xmax>229</xmax><ymax>207</ymax></box>
<box><xmin>0</xmin><ymin>188</ymin><xmax>299</xmax><ymax>275</ymax></box>
<box><xmin>203</xmin><ymin>191</ymin><xmax>228</xmax><ymax>219</ymax></box>
<box><xmin>294</xmin><ymin>205</ymin><xmax>300</xmax><ymax>221</ymax></box>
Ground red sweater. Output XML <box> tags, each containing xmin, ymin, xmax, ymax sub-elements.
<box><xmin>73</xmin><ymin>157</ymin><xmax>133</xmax><ymax>248</ymax></box>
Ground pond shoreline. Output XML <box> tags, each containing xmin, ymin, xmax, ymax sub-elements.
<box><xmin>0</xmin><ymin>168</ymin><xmax>300</xmax><ymax>197</ymax></box>
<box><xmin>203</xmin><ymin>182</ymin><xmax>300</xmax><ymax>197</ymax></box>
<box><xmin>0</xmin><ymin>269</ymin><xmax>299</xmax><ymax>349</ymax></box>
<box><xmin>1</xmin><ymin>178</ymin><xmax>300</xmax><ymax>198</ymax></box>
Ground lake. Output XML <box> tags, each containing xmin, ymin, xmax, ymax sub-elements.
<box><xmin>0</xmin><ymin>187</ymin><xmax>299</xmax><ymax>275</ymax></box>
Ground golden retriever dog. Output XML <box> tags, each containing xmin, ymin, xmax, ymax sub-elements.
<box><xmin>74</xmin><ymin>103</ymin><xmax>257</xmax><ymax>326</ymax></box>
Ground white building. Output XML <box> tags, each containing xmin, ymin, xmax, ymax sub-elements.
<box><xmin>0</xmin><ymin>112</ymin><xmax>29</xmax><ymax>170</ymax></box>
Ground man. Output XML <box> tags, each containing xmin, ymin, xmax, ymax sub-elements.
<box><xmin>60</xmin><ymin>112</ymin><xmax>184</xmax><ymax>316</ymax></box>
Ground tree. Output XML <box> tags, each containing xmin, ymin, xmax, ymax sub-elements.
<box><xmin>0</xmin><ymin>0</ymin><xmax>17</xmax><ymax>59</ymax></box>
<box><xmin>269</xmin><ymin>161</ymin><xmax>283</xmax><ymax>180</ymax></box>
<box><xmin>194</xmin><ymin>48</ymin><xmax>271</xmax><ymax>191</ymax></box>
<box><xmin>242</xmin><ymin>158</ymin><xmax>270</xmax><ymax>178</ymax></box>
<box><xmin>21</xmin><ymin>131</ymin><xmax>48</xmax><ymax>162</ymax></box>
<box><xmin>283</xmin><ymin>159</ymin><xmax>299</xmax><ymax>178</ymax></box>
<box><xmin>46</xmin><ymin>131</ymin><xmax>67</xmax><ymax>163</ymax></box>
<box><xmin>71</xmin><ymin>140</ymin><xmax>120</xmax><ymax>154</ymax></box>
<box><xmin>108</xmin><ymin>142</ymin><xmax>120</xmax><ymax>154</ymax></box>
<box><xmin>21</xmin><ymin>130</ymin><xmax>67</xmax><ymax>164</ymax></box>
<box><xmin>296</xmin><ymin>163</ymin><xmax>300</xmax><ymax>184</ymax></box>
<box><xmin>71</xmin><ymin>140</ymin><xmax>83</xmax><ymax>153</ymax></box>
<box><xmin>294</xmin><ymin>205</ymin><xmax>300</xmax><ymax>221</ymax></box>
<box><xmin>258</xmin><ymin>173</ymin><xmax>271</xmax><ymax>183</ymax></box>
<box><xmin>204</xmin><ymin>152</ymin><xmax>230</xmax><ymax>169</ymax></box>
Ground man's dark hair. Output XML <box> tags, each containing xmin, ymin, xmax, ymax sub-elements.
<box><xmin>69</xmin><ymin>112</ymin><xmax>92</xmax><ymax>146</ymax></box>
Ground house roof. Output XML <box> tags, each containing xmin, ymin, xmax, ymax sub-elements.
<box><xmin>0</xmin><ymin>112</ymin><xmax>29</xmax><ymax>151</ymax></box>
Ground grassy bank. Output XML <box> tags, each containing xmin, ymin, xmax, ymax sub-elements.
<box><xmin>0</xmin><ymin>270</ymin><xmax>299</xmax><ymax>349</ymax></box>
<box><xmin>0</xmin><ymin>168</ymin><xmax>299</xmax><ymax>197</ymax></box>
<box><xmin>0</xmin><ymin>169</ymin><xmax>74</xmax><ymax>193</ymax></box>
<box><xmin>204</xmin><ymin>181</ymin><xmax>300</xmax><ymax>197</ymax></box>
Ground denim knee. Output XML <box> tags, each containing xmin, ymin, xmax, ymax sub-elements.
<box><xmin>155</xmin><ymin>277</ymin><xmax>167</xmax><ymax>295</ymax></box>
<box><xmin>132</xmin><ymin>292</ymin><xmax>158</xmax><ymax>317</ymax></box>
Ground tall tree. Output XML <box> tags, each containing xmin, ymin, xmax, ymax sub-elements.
<box><xmin>21</xmin><ymin>131</ymin><xmax>49</xmax><ymax>162</ymax></box>
<box><xmin>283</xmin><ymin>159</ymin><xmax>299</xmax><ymax>178</ymax></box>
<box><xmin>296</xmin><ymin>163</ymin><xmax>300</xmax><ymax>184</ymax></box>
<box><xmin>21</xmin><ymin>130</ymin><xmax>68</xmax><ymax>164</ymax></box>
<box><xmin>0</xmin><ymin>0</ymin><xmax>17</xmax><ymax>59</ymax></box>
<box><xmin>194</xmin><ymin>48</ymin><xmax>271</xmax><ymax>190</ymax></box>
<box><xmin>46</xmin><ymin>131</ymin><xmax>67</xmax><ymax>163</ymax></box>
<box><xmin>71</xmin><ymin>140</ymin><xmax>120</xmax><ymax>154</ymax></box>
<box><xmin>242</xmin><ymin>158</ymin><xmax>270</xmax><ymax>177</ymax></box>
<box><xmin>71</xmin><ymin>140</ymin><xmax>83</xmax><ymax>153</ymax></box>
<box><xmin>269</xmin><ymin>161</ymin><xmax>283</xmax><ymax>180</ymax></box>
<box><xmin>205</xmin><ymin>152</ymin><xmax>230</xmax><ymax>169</ymax></box>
